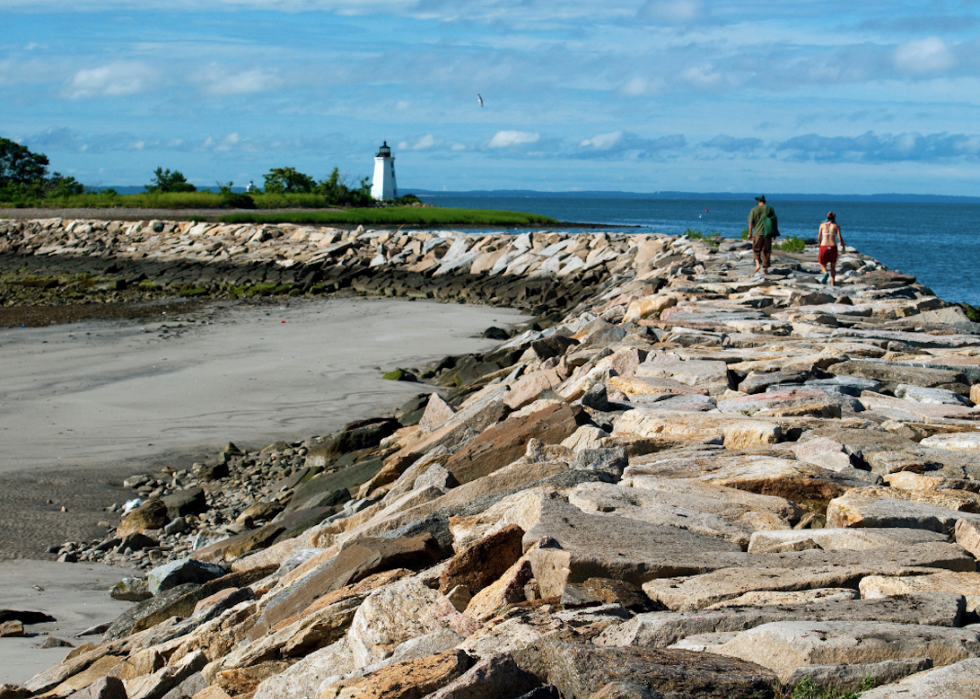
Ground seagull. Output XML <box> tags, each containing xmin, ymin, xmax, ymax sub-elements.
<box><xmin>477</xmin><ymin>94</ymin><xmax>484</xmax><ymax>108</ymax></box>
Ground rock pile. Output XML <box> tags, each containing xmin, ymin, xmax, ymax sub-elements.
<box><xmin>7</xmin><ymin>221</ymin><xmax>980</xmax><ymax>698</ymax></box>
<box><xmin>1</xmin><ymin>220</ymin><xmax>635</xmax><ymax>317</ymax></box>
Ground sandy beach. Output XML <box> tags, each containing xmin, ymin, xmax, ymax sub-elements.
<box><xmin>0</xmin><ymin>295</ymin><xmax>527</xmax><ymax>684</ymax></box>
<box><xmin>0</xmin><ymin>561</ymin><xmax>139</xmax><ymax>685</ymax></box>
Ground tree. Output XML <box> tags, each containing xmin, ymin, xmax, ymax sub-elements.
<box><xmin>263</xmin><ymin>167</ymin><xmax>316</xmax><ymax>194</ymax></box>
<box><xmin>145</xmin><ymin>167</ymin><xmax>196</xmax><ymax>193</ymax></box>
<box><xmin>316</xmin><ymin>168</ymin><xmax>372</xmax><ymax>207</ymax></box>
<box><xmin>46</xmin><ymin>174</ymin><xmax>85</xmax><ymax>198</ymax></box>
<box><xmin>0</xmin><ymin>137</ymin><xmax>50</xmax><ymax>188</ymax></box>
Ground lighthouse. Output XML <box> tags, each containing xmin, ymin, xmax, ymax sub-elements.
<box><xmin>370</xmin><ymin>141</ymin><xmax>397</xmax><ymax>200</ymax></box>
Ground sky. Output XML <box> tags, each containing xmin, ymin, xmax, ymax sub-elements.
<box><xmin>2</xmin><ymin>0</ymin><xmax>980</xmax><ymax>195</ymax></box>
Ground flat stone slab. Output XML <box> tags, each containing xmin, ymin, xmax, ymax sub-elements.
<box><xmin>712</xmin><ymin>620</ymin><xmax>980</xmax><ymax>682</ymax></box>
<box><xmin>607</xmin><ymin>375</ymin><xmax>709</xmax><ymax>397</ymax></box>
<box><xmin>625</xmin><ymin>454</ymin><xmax>871</xmax><ymax>502</ymax></box>
<box><xmin>785</xmin><ymin>658</ymin><xmax>933</xmax><ymax>697</ymax></box>
<box><xmin>860</xmin><ymin>571</ymin><xmax>980</xmax><ymax>613</ymax></box>
<box><xmin>897</xmin><ymin>384</ymin><xmax>973</xmax><ymax>406</ymax></box>
<box><xmin>513</xmin><ymin>640</ymin><xmax>778</xmax><ymax>699</ymax></box>
<box><xmin>921</xmin><ymin>432</ymin><xmax>980</xmax><ymax>451</ymax></box>
<box><xmin>827</xmin><ymin>490</ymin><xmax>980</xmax><ymax>534</ymax></box>
<box><xmin>747</xmin><ymin>527</ymin><xmax>946</xmax><ymax>553</ymax></box>
<box><xmin>641</xmin><ymin>542</ymin><xmax>974</xmax><ymax>610</ymax></box>
<box><xmin>445</xmin><ymin>404</ymin><xmax>586</xmax><ymax>485</ymax></box>
<box><xmin>524</xmin><ymin>497</ymin><xmax>747</xmax><ymax>596</ymax></box>
<box><xmin>859</xmin><ymin>392</ymin><xmax>978</xmax><ymax>421</ymax></box>
<box><xmin>569</xmin><ymin>481</ymin><xmax>797</xmax><ymax>548</ymax></box>
<box><xmin>595</xmin><ymin>592</ymin><xmax>965</xmax><ymax>650</ymax></box>
<box><xmin>614</xmin><ymin>410</ymin><xmax>785</xmax><ymax>450</ymax></box>
<box><xmin>829</xmin><ymin>360</ymin><xmax>967</xmax><ymax>388</ymax></box>
<box><xmin>634</xmin><ymin>358</ymin><xmax>731</xmax><ymax>395</ymax></box>
<box><xmin>739</xmin><ymin>371</ymin><xmax>809</xmax><ymax>395</ymax></box>
<box><xmin>717</xmin><ymin>387</ymin><xmax>837</xmax><ymax>414</ymax></box>
<box><xmin>860</xmin><ymin>658</ymin><xmax>980</xmax><ymax>699</ymax></box>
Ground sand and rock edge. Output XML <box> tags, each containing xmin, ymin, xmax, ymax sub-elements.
<box><xmin>2</xmin><ymin>218</ymin><xmax>980</xmax><ymax>698</ymax></box>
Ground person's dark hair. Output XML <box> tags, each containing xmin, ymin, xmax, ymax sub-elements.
<box><xmin>827</xmin><ymin>211</ymin><xmax>836</xmax><ymax>221</ymax></box>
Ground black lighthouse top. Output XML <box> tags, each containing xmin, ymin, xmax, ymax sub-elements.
<box><xmin>376</xmin><ymin>141</ymin><xmax>391</xmax><ymax>158</ymax></box>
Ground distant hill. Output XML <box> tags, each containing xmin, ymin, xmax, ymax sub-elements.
<box><xmin>411</xmin><ymin>189</ymin><xmax>980</xmax><ymax>204</ymax></box>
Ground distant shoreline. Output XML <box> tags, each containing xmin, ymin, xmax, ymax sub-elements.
<box><xmin>56</xmin><ymin>187</ymin><xmax>980</xmax><ymax>204</ymax></box>
<box><xmin>414</xmin><ymin>189</ymin><xmax>980</xmax><ymax>204</ymax></box>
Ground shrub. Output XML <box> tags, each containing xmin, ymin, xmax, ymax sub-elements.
<box><xmin>263</xmin><ymin>167</ymin><xmax>316</xmax><ymax>194</ymax></box>
<box><xmin>960</xmin><ymin>303</ymin><xmax>980</xmax><ymax>323</ymax></box>
<box><xmin>683</xmin><ymin>228</ymin><xmax>720</xmax><ymax>245</ymax></box>
<box><xmin>315</xmin><ymin>168</ymin><xmax>373</xmax><ymax>207</ymax></box>
<box><xmin>740</xmin><ymin>228</ymin><xmax>750</xmax><ymax>239</ymax></box>
<box><xmin>777</xmin><ymin>236</ymin><xmax>806</xmax><ymax>253</ymax></box>
<box><xmin>145</xmin><ymin>167</ymin><xmax>196</xmax><ymax>193</ymax></box>
<box><xmin>217</xmin><ymin>182</ymin><xmax>256</xmax><ymax>209</ymax></box>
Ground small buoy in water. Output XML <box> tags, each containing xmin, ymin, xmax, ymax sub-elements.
<box><xmin>281</xmin><ymin>320</ymin><xmax>286</xmax><ymax>323</ymax></box>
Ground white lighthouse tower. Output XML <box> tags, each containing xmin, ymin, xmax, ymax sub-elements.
<box><xmin>370</xmin><ymin>141</ymin><xmax>397</xmax><ymax>201</ymax></box>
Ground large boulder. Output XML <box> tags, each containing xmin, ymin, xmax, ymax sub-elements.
<box><xmin>595</xmin><ymin>592</ymin><xmax>965</xmax><ymax>649</ymax></box>
<box><xmin>860</xmin><ymin>658</ymin><xmax>980</xmax><ymax>699</ymax></box>
<box><xmin>712</xmin><ymin>621</ymin><xmax>980</xmax><ymax>682</ymax></box>
<box><xmin>117</xmin><ymin>499</ymin><xmax>169</xmax><ymax>537</ymax></box>
<box><xmin>513</xmin><ymin>641</ymin><xmax>777</xmax><ymax>699</ymax></box>
<box><xmin>147</xmin><ymin>559</ymin><xmax>226</xmax><ymax>595</ymax></box>
<box><xmin>438</xmin><ymin>524</ymin><xmax>525</xmax><ymax>595</ymax></box>
<box><xmin>446</xmin><ymin>404</ymin><xmax>587</xmax><ymax>485</ymax></box>
<box><xmin>255</xmin><ymin>534</ymin><xmax>444</xmax><ymax>634</ymax></box>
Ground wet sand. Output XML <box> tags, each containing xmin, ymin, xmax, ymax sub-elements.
<box><xmin>0</xmin><ymin>295</ymin><xmax>527</xmax><ymax>556</ymax></box>
<box><xmin>0</xmin><ymin>561</ymin><xmax>139</xmax><ymax>686</ymax></box>
<box><xmin>0</xmin><ymin>296</ymin><xmax>527</xmax><ymax>684</ymax></box>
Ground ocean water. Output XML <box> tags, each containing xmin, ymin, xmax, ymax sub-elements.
<box><xmin>418</xmin><ymin>194</ymin><xmax>980</xmax><ymax>307</ymax></box>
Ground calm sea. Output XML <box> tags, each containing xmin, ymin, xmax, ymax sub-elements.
<box><xmin>417</xmin><ymin>194</ymin><xmax>980</xmax><ymax>307</ymax></box>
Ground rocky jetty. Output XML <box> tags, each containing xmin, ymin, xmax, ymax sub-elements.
<box><xmin>5</xmin><ymin>218</ymin><xmax>980</xmax><ymax>698</ymax></box>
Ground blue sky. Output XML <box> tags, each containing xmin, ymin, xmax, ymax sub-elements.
<box><xmin>2</xmin><ymin>0</ymin><xmax>979</xmax><ymax>194</ymax></box>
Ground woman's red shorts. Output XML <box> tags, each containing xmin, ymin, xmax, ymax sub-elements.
<box><xmin>818</xmin><ymin>246</ymin><xmax>838</xmax><ymax>264</ymax></box>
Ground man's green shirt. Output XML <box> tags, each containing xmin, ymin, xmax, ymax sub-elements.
<box><xmin>749</xmin><ymin>205</ymin><xmax>777</xmax><ymax>237</ymax></box>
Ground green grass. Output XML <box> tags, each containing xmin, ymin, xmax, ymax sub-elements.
<box><xmin>683</xmin><ymin>228</ymin><xmax>721</xmax><ymax>246</ymax></box>
<box><xmin>216</xmin><ymin>206</ymin><xmax>559</xmax><ymax>226</ymax></box>
<box><xmin>776</xmin><ymin>236</ymin><xmax>807</xmax><ymax>253</ymax></box>
<box><xmin>29</xmin><ymin>191</ymin><xmax>344</xmax><ymax>210</ymax></box>
<box><xmin>959</xmin><ymin>302</ymin><xmax>980</xmax><ymax>323</ymax></box>
<box><xmin>784</xmin><ymin>676</ymin><xmax>877</xmax><ymax>699</ymax></box>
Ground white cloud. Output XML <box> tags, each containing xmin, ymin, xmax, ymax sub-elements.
<box><xmin>402</xmin><ymin>134</ymin><xmax>437</xmax><ymax>150</ymax></box>
<box><xmin>64</xmin><ymin>62</ymin><xmax>154</xmax><ymax>98</ymax></box>
<box><xmin>619</xmin><ymin>76</ymin><xmax>665</xmax><ymax>97</ymax></box>
<box><xmin>681</xmin><ymin>64</ymin><xmax>722</xmax><ymax>87</ymax></box>
<box><xmin>580</xmin><ymin>130</ymin><xmax>623</xmax><ymax>150</ymax></box>
<box><xmin>488</xmin><ymin>130</ymin><xmax>540</xmax><ymax>148</ymax></box>
<box><xmin>894</xmin><ymin>37</ymin><xmax>956</xmax><ymax>74</ymax></box>
<box><xmin>195</xmin><ymin>66</ymin><xmax>280</xmax><ymax>96</ymax></box>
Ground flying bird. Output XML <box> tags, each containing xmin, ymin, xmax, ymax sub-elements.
<box><xmin>477</xmin><ymin>94</ymin><xmax>484</xmax><ymax>108</ymax></box>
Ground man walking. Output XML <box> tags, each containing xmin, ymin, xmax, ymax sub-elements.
<box><xmin>748</xmin><ymin>195</ymin><xmax>778</xmax><ymax>274</ymax></box>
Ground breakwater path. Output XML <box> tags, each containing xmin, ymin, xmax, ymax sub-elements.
<box><xmin>4</xmin><ymin>217</ymin><xmax>980</xmax><ymax>698</ymax></box>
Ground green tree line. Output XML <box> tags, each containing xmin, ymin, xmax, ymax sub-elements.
<box><xmin>0</xmin><ymin>137</ymin><xmax>419</xmax><ymax>209</ymax></box>
<box><xmin>0</xmin><ymin>137</ymin><xmax>85</xmax><ymax>203</ymax></box>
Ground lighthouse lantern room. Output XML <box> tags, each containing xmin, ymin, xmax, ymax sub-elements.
<box><xmin>371</xmin><ymin>141</ymin><xmax>397</xmax><ymax>201</ymax></box>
